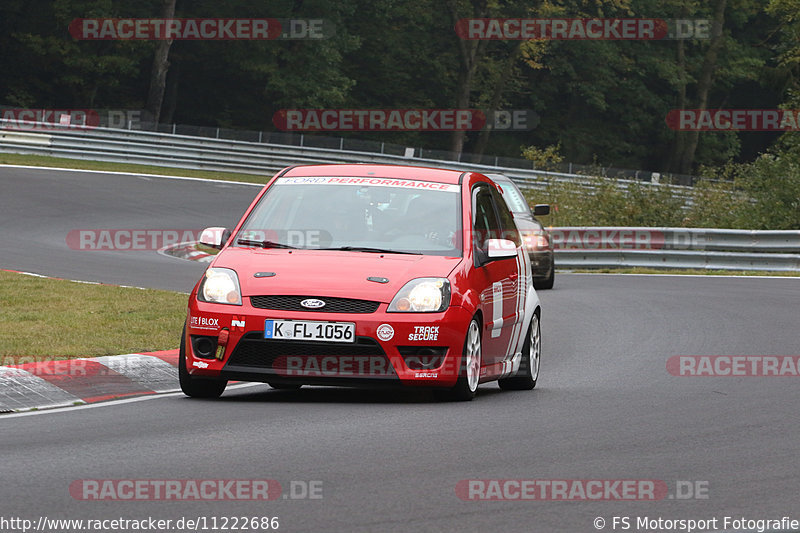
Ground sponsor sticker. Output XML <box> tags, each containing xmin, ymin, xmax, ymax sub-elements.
<box><xmin>408</xmin><ymin>326</ymin><xmax>439</xmax><ymax>341</ymax></box>
<box><xmin>276</xmin><ymin>176</ymin><xmax>459</xmax><ymax>193</ymax></box>
<box><xmin>376</xmin><ymin>324</ymin><xmax>395</xmax><ymax>342</ymax></box>
<box><xmin>190</xmin><ymin>316</ymin><xmax>220</xmax><ymax>330</ymax></box>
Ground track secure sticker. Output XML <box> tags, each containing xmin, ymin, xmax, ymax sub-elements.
<box><xmin>408</xmin><ymin>326</ymin><xmax>439</xmax><ymax>341</ymax></box>
<box><xmin>376</xmin><ymin>324</ymin><xmax>395</xmax><ymax>341</ymax></box>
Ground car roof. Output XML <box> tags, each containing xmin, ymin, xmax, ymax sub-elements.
<box><xmin>281</xmin><ymin>164</ymin><xmax>467</xmax><ymax>185</ymax></box>
<box><xmin>484</xmin><ymin>173</ymin><xmax>511</xmax><ymax>183</ymax></box>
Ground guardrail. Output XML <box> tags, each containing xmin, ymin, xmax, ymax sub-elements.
<box><xmin>0</xmin><ymin>120</ymin><xmax>695</xmax><ymax>202</ymax></box>
<box><xmin>6</xmin><ymin>125</ymin><xmax>787</xmax><ymax>271</ymax></box>
<box><xmin>0</xmin><ymin>109</ymin><xmax>700</xmax><ymax>184</ymax></box>
<box><xmin>551</xmin><ymin>227</ymin><xmax>800</xmax><ymax>272</ymax></box>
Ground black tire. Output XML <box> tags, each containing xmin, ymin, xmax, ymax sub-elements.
<box><xmin>268</xmin><ymin>382</ymin><xmax>303</xmax><ymax>390</ymax></box>
<box><xmin>499</xmin><ymin>312</ymin><xmax>540</xmax><ymax>391</ymax></box>
<box><xmin>533</xmin><ymin>257</ymin><xmax>555</xmax><ymax>290</ymax></box>
<box><xmin>179</xmin><ymin>325</ymin><xmax>228</xmax><ymax>398</ymax></box>
<box><xmin>437</xmin><ymin>318</ymin><xmax>482</xmax><ymax>402</ymax></box>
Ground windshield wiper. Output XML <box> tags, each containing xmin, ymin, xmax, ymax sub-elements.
<box><xmin>236</xmin><ymin>238</ymin><xmax>298</xmax><ymax>249</ymax></box>
<box><xmin>319</xmin><ymin>246</ymin><xmax>421</xmax><ymax>255</ymax></box>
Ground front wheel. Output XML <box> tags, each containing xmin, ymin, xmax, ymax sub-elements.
<box><xmin>533</xmin><ymin>257</ymin><xmax>555</xmax><ymax>290</ymax></box>
<box><xmin>179</xmin><ymin>325</ymin><xmax>228</xmax><ymax>398</ymax></box>
<box><xmin>499</xmin><ymin>312</ymin><xmax>540</xmax><ymax>391</ymax></box>
<box><xmin>437</xmin><ymin>318</ymin><xmax>482</xmax><ymax>402</ymax></box>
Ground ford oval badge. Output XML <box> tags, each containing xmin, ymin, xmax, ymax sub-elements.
<box><xmin>300</xmin><ymin>298</ymin><xmax>326</xmax><ymax>309</ymax></box>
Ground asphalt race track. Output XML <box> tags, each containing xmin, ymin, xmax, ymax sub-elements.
<box><xmin>0</xmin><ymin>166</ymin><xmax>260</xmax><ymax>291</ymax></box>
<box><xmin>2</xmin><ymin>167</ymin><xmax>799</xmax><ymax>532</ymax></box>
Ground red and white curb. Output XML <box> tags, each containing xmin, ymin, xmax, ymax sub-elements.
<box><xmin>159</xmin><ymin>241</ymin><xmax>214</xmax><ymax>263</ymax></box>
<box><xmin>0</xmin><ymin>350</ymin><xmax>179</xmax><ymax>413</ymax></box>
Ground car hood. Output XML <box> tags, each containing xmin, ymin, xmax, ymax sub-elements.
<box><xmin>213</xmin><ymin>247</ymin><xmax>463</xmax><ymax>303</ymax></box>
<box><xmin>512</xmin><ymin>213</ymin><xmax>544</xmax><ymax>232</ymax></box>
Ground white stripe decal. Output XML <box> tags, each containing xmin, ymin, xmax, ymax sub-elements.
<box><xmin>511</xmin><ymin>247</ymin><xmax>529</xmax><ymax>359</ymax></box>
<box><xmin>505</xmin><ymin>251</ymin><xmax>523</xmax><ymax>357</ymax></box>
<box><xmin>491</xmin><ymin>281</ymin><xmax>503</xmax><ymax>338</ymax></box>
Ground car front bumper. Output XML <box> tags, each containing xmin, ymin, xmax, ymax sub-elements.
<box><xmin>185</xmin><ymin>300</ymin><xmax>474</xmax><ymax>388</ymax></box>
<box><xmin>528</xmin><ymin>250</ymin><xmax>553</xmax><ymax>279</ymax></box>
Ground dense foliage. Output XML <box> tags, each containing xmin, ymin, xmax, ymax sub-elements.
<box><xmin>1</xmin><ymin>0</ymin><xmax>799</xmax><ymax>228</ymax></box>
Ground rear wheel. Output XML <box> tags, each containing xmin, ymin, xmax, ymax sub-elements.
<box><xmin>179</xmin><ymin>325</ymin><xmax>228</xmax><ymax>398</ymax></box>
<box><xmin>499</xmin><ymin>313</ymin><xmax>540</xmax><ymax>391</ymax></box>
<box><xmin>437</xmin><ymin>318</ymin><xmax>481</xmax><ymax>402</ymax></box>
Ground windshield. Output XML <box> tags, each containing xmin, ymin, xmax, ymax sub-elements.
<box><xmin>495</xmin><ymin>180</ymin><xmax>530</xmax><ymax>215</ymax></box>
<box><xmin>235</xmin><ymin>176</ymin><xmax>462</xmax><ymax>256</ymax></box>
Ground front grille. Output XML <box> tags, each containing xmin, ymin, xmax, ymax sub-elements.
<box><xmin>226</xmin><ymin>332</ymin><xmax>388</xmax><ymax>370</ymax></box>
<box><xmin>250</xmin><ymin>295</ymin><xmax>380</xmax><ymax>313</ymax></box>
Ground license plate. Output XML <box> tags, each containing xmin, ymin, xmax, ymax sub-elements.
<box><xmin>264</xmin><ymin>319</ymin><xmax>355</xmax><ymax>343</ymax></box>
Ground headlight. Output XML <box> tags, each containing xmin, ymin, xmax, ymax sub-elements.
<box><xmin>388</xmin><ymin>278</ymin><xmax>450</xmax><ymax>312</ymax></box>
<box><xmin>197</xmin><ymin>268</ymin><xmax>242</xmax><ymax>305</ymax></box>
<box><xmin>523</xmin><ymin>230</ymin><xmax>549</xmax><ymax>251</ymax></box>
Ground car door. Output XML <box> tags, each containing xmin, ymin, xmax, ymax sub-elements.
<box><xmin>471</xmin><ymin>183</ymin><xmax>520</xmax><ymax>371</ymax></box>
<box><xmin>490</xmin><ymin>185</ymin><xmax>528</xmax><ymax>358</ymax></box>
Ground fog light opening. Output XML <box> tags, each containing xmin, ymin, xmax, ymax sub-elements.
<box><xmin>191</xmin><ymin>336</ymin><xmax>217</xmax><ymax>359</ymax></box>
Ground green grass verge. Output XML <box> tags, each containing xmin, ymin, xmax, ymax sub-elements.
<box><xmin>0</xmin><ymin>152</ymin><xmax>271</xmax><ymax>184</ymax></box>
<box><xmin>0</xmin><ymin>271</ymin><xmax>188</xmax><ymax>359</ymax></box>
<box><xmin>566</xmin><ymin>267</ymin><xmax>800</xmax><ymax>277</ymax></box>
<box><xmin>195</xmin><ymin>243</ymin><xmax>221</xmax><ymax>255</ymax></box>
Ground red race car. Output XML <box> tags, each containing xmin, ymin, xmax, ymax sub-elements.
<box><xmin>181</xmin><ymin>164</ymin><xmax>542</xmax><ymax>401</ymax></box>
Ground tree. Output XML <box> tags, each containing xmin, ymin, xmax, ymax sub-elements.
<box><xmin>144</xmin><ymin>0</ymin><xmax>176</xmax><ymax>125</ymax></box>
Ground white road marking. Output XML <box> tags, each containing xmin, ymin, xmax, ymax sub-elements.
<box><xmin>0</xmin><ymin>383</ymin><xmax>267</xmax><ymax>419</ymax></box>
<box><xmin>0</xmin><ymin>164</ymin><xmax>264</xmax><ymax>187</ymax></box>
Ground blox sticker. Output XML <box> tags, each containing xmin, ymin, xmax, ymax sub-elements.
<box><xmin>190</xmin><ymin>316</ymin><xmax>219</xmax><ymax>330</ymax></box>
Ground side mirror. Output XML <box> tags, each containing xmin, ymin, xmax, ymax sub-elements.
<box><xmin>533</xmin><ymin>204</ymin><xmax>550</xmax><ymax>216</ymax></box>
<box><xmin>486</xmin><ymin>238</ymin><xmax>518</xmax><ymax>259</ymax></box>
<box><xmin>199</xmin><ymin>227</ymin><xmax>231</xmax><ymax>250</ymax></box>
